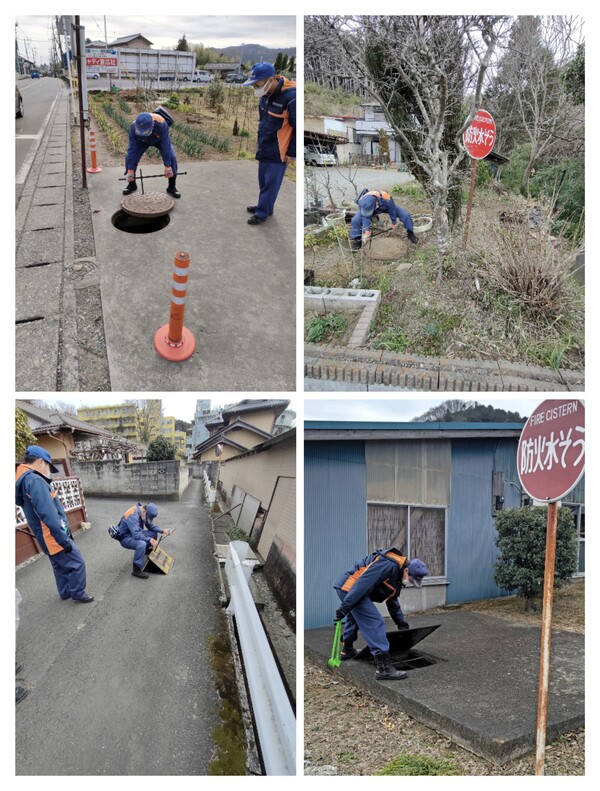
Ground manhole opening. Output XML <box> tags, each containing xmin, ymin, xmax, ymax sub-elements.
<box><xmin>390</xmin><ymin>649</ymin><xmax>439</xmax><ymax>671</ymax></box>
<box><xmin>111</xmin><ymin>210</ymin><xmax>170</xmax><ymax>234</ymax></box>
<box><xmin>365</xmin><ymin>649</ymin><xmax>439</xmax><ymax>671</ymax></box>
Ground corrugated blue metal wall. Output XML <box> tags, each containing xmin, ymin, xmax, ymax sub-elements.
<box><xmin>447</xmin><ymin>439</ymin><xmax>521</xmax><ymax>603</ymax></box>
<box><xmin>304</xmin><ymin>441</ymin><xmax>366</xmax><ymax>629</ymax></box>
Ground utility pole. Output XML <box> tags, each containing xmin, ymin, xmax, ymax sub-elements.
<box><xmin>74</xmin><ymin>16</ymin><xmax>87</xmax><ymax>189</ymax></box>
<box><xmin>104</xmin><ymin>15</ymin><xmax>112</xmax><ymax>92</ymax></box>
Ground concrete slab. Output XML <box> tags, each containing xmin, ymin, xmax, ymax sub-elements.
<box><xmin>15</xmin><ymin>317</ymin><xmax>60</xmax><ymax>390</ymax></box>
<box><xmin>32</xmin><ymin>186</ymin><xmax>64</xmax><ymax>206</ymax></box>
<box><xmin>25</xmin><ymin>204</ymin><xmax>64</xmax><ymax>230</ymax></box>
<box><xmin>88</xmin><ymin>162</ymin><xmax>295</xmax><ymax>390</ymax></box>
<box><xmin>17</xmin><ymin>228</ymin><xmax>64</xmax><ymax>267</ymax></box>
<box><xmin>37</xmin><ymin>172</ymin><xmax>66</xmax><ymax>188</ymax></box>
<box><xmin>305</xmin><ymin>610</ymin><xmax>584</xmax><ymax>764</ymax></box>
<box><xmin>16</xmin><ymin>479</ymin><xmax>222</xmax><ymax>775</ymax></box>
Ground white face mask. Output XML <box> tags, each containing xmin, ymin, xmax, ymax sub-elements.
<box><xmin>253</xmin><ymin>84</ymin><xmax>268</xmax><ymax>98</ymax></box>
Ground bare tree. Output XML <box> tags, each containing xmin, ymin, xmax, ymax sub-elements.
<box><xmin>486</xmin><ymin>16</ymin><xmax>584</xmax><ymax>196</ymax></box>
<box><xmin>306</xmin><ymin>16</ymin><xmax>507</xmax><ymax>278</ymax></box>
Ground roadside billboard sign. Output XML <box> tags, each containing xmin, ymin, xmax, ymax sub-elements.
<box><xmin>85</xmin><ymin>48</ymin><xmax>119</xmax><ymax>74</ymax></box>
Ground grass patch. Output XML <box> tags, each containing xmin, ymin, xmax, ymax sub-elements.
<box><xmin>377</xmin><ymin>754</ymin><xmax>462</xmax><ymax>776</ymax></box>
<box><xmin>306</xmin><ymin>313</ymin><xmax>348</xmax><ymax>343</ymax></box>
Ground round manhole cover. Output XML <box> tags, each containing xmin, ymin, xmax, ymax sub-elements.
<box><xmin>366</xmin><ymin>236</ymin><xmax>406</xmax><ymax>260</ymax></box>
<box><xmin>121</xmin><ymin>192</ymin><xmax>175</xmax><ymax>218</ymax></box>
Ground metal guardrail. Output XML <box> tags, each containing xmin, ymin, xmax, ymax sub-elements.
<box><xmin>224</xmin><ymin>541</ymin><xmax>296</xmax><ymax>775</ymax></box>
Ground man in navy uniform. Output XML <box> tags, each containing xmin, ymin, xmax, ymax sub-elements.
<box><xmin>16</xmin><ymin>446</ymin><xmax>93</xmax><ymax>603</ymax></box>
<box><xmin>334</xmin><ymin>548</ymin><xmax>428</xmax><ymax>680</ymax></box>
<box><xmin>123</xmin><ymin>111</ymin><xmax>180</xmax><ymax>198</ymax></box>
<box><xmin>350</xmin><ymin>189</ymin><xmax>418</xmax><ymax>250</ymax></box>
<box><xmin>115</xmin><ymin>502</ymin><xmax>172</xmax><ymax>579</ymax></box>
<box><xmin>244</xmin><ymin>63</ymin><xmax>296</xmax><ymax>225</ymax></box>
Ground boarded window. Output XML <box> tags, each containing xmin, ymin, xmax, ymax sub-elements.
<box><xmin>366</xmin><ymin>440</ymin><xmax>451</xmax><ymax>505</ymax></box>
<box><xmin>368</xmin><ymin>503</ymin><xmax>446</xmax><ymax>577</ymax></box>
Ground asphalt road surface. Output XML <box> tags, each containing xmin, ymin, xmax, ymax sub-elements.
<box><xmin>16</xmin><ymin>77</ymin><xmax>63</xmax><ymax>200</ymax></box>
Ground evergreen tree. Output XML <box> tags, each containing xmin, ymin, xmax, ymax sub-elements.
<box><xmin>176</xmin><ymin>34</ymin><xmax>189</xmax><ymax>52</ymax></box>
<box><xmin>146</xmin><ymin>436</ymin><xmax>176</xmax><ymax>461</ymax></box>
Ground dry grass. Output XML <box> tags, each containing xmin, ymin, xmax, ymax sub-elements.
<box><xmin>304</xmin><ymin>187</ymin><xmax>584</xmax><ymax>369</ymax></box>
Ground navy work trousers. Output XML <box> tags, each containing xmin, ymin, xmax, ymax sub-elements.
<box><xmin>255</xmin><ymin>160</ymin><xmax>287</xmax><ymax>219</ymax></box>
<box><xmin>120</xmin><ymin>535</ymin><xmax>150</xmax><ymax>568</ymax></box>
<box><xmin>49</xmin><ymin>543</ymin><xmax>87</xmax><ymax>600</ymax></box>
<box><xmin>336</xmin><ymin>589</ymin><xmax>389</xmax><ymax>656</ymax></box>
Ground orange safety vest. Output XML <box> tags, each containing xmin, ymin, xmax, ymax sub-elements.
<box><xmin>341</xmin><ymin>551</ymin><xmax>407</xmax><ymax>601</ymax></box>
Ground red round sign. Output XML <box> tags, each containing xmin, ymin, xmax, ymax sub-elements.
<box><xmin>517</xmin><ymin>399</ymin><xmax>585</xmax><ymax>502</ymax></box>
<box><xmin>463</xmin><ymin>109</ymin><xmax>496</xmax><ymax>160</ymax></box>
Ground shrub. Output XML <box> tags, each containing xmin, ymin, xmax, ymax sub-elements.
<box><xmin>493</xmin><ymin>506</ymin><xmax>578</xmax><ymax>608</ymax></box>
<box><xmin>146</xmin><ymin>436</ymin><xmax>176</xmax><ymax>461</ymax></box>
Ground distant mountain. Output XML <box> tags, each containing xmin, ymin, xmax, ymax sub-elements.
<box><xmin>216</xmin><ymin>44</ymin><xmax>296</xmax><ymax>64</ymax></box>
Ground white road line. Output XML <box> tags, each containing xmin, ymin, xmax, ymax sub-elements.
<box><xmin>16</xmin><ymin>91</ymin><xmax>61</xmax><ymax>185</ymax></box>
<box><xmin>16</xmin><ymin>134</ymin><xmax>42</xmax><ymax>140</ymax></box>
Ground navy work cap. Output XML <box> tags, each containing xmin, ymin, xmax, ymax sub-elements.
<box><xmin>25</xmin><ymin>445</ymin><xmax>59</xmax><ymax>473</ymax></box>
<box><xmin>146</xmin><ymin>502</ymin><xmax>158</xmax><ymax>522</ymax></box>
<box><xmin>243</xmin><ymin>62</ymin><xmax>276</xmax><ymax>86</ymax></box>
<box><xmin>408</xmin><ymin>558</ymin><xmax>429</xmax><ymax>587</ymax></box>
<box><xmin>134</xmin><ymin>112</ymin><xmax>153</xmax><ymax>136</ymax></box>
<box><xmin>359</xmin><ymin>194</ymin><xmax>377</xmax><ymax>218</ymax></box>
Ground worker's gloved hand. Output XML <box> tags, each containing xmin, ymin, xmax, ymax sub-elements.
<box><xmin>163</xmin><ymin>529</ymin><xmax>173</xmax><ymax>536</ymax></box>
<box><xmin>150</xmin><ymin>538</ymin><xmax>158</xmax><ymax>548</ymax></box>
<box><xmin>334</xmin><ymin>608</ymin><xmax>346</xmax><ymax>623</ymax></box>
<box><xmin>126</xmin><ymin>170</ymin><xmax>135</xmax><ymax>182</ymax></box>
<box><xmin>164</xmin><ymin>166</ymin><xmax>174</xmax><ymax>179</ymax></box>
<box><xmin>396</xmin><ymin>620</ymin><xmax>410</xmax><ymax>630</ymax></box>
<box><xmin>363</xmin><ymin>230</ymin><xmax>372</xmax><ymax>241</ymax></box>
<box><xmin>62</xmin><ymin>543</ymin><xmax>73</xmax><ymax>554</ymax></box>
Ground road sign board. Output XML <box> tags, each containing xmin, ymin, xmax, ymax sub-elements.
<box><xmin>463</xmin><ymin>109</ymin><xmax>496</xmax><ymax>160</ymax></box>
<box><xmin>517</xmin><ymin>399</ymin><xmax>585</xmax><ymax>502</ymax></box>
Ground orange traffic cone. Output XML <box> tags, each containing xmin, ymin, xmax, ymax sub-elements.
<box><xmin>154</xmin><ymin>251</ymin><xmax>196</xmax><ymax>362</ymax></box>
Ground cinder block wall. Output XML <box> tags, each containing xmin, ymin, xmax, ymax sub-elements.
<box><xmin>71</xmin><ymin>459</ymin><xmax>190</xmax><ymax>501</ymax></box>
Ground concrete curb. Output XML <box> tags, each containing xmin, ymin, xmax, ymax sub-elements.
<box><xmin>304</xmin><ymin>344</ymin><xmax>584</xmax><ymax>391</ymax></box>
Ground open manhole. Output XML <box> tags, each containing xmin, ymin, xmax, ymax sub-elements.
<box><xmin>111</xmin><ymin>210</ymin><xmax>171</xmax><ymax>234</ymax></box>
<box><xmin>356</xmin><ymin>625</ymin><xmax>442</xmax><ymax>671</ymax></box>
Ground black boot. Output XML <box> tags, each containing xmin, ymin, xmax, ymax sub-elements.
<box><xmin>374</xmin><ymin>652</ymin><xmax>408</xmax><ymax>680</ymax></box>
<box><xmin>122</xmin><ymin>180</ymin><xmax>137</xmax><ymax>196</ymax></box>
<box><xmin>167</xmin><ymin>177</ymin><xmax>181</xmax><ymax>198</ymax></box>
<box><xmin>247</xmin><ymin>205</ymin><xmax>258</xmax><ymax>213</ymax></box>
<box><xmin>350</xmin><ymin>237</ymin><xmax>362</xmax><ymax>252</ymax></box>
<box><xmin>407</xmin><ymin>230</ymin><xmax>418</xmax><ymax>244</ymax></box>
<box><xmin>340</xmin><ymin>643</ymin><xmax>358</xmax><ymax>661</ymax></box>
<box><xmin>132</xmin><ymin>564</ymin><xmax>149</xmax><ymax>579</ymax></box>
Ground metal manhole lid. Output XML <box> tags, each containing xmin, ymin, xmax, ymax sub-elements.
<box><xmin>121</xmin><ymin>192</ymin><xmax>175</xmax><ymax>218</ymax></box>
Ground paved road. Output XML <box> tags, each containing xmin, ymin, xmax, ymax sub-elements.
<box><xmin>304</xmin><ymin>165</ymin><xmax>415</xmax><ymax>209</ymax></box>
<box><xmin>16</xmin><ymin>77</ymin><xmax>63</xmax><ymax>199</ymax></box>
<box><xmin>16</xmin><ymin>479</ymin><xmax>224</xmax><ymax>775</ymax></box>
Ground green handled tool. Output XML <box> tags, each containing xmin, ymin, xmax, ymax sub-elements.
<box><xmin>328</xmin><ymin>620</ymin><xmax>343</xmax><ymax>668</ymax></box>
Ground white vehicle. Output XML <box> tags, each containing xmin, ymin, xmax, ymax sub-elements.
<box><xmin>304</xmin><ymin>144</ymin><xmax>336</xmax><ymax>166</ymax></box>
<box><xmin>193</xmin><ymin>70</ymin><xmax>214</xmax><ymax>83</ymax></box>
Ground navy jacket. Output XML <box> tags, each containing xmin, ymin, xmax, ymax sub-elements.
<box><xmin>335</xmin><ymin>548</ymin><xmax>408</xmax><ymax>624</ymax></box>
<box><xmin>125</xmin><ymin>113</ymin><xmax>176</xmax><ymax>171</ymax></box>
<box><xmin>256</xmin><ymin>77</ymin><xmax>296</xmax><ymax>163</ymax></box>
<box><xmin>118</xmin><ymin>503</ymin><xmax>155</xmax><ymax>542</ymax></box>
<box><xmin>16</xmin><ymin>464</ymin><xmax>71</xmax><ymax>556</ymax></box>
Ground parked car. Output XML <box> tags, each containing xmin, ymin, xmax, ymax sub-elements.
<box><xmin>15</xmin><ymin>85</ymin><xmax>24</xmax><ymax>118</ymax></box>
<box><xmin>30</xmin><ymin>71</ymin><xmax>40</xmax><ymax>79</ymax></box>
<box><xmin>193</xmin><ymin>70</ymin><xmax>214</xmax><ymax>83</ymax></box>
<box><xmin>85</xmin><ymin>72</ymin><xmax>100</xmax><ymax>79</ymax></box>
<box><xmin>226</xmin><ymin>72</ymin><xmax>246</xmax><ymax>84</ymax></box>
<box><xmin>304</xmin><ymin>144</ymin><xmax>336</xmax><ymax>167</ymax></box>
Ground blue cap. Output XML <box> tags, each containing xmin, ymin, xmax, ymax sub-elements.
<box><xmin>243</xmin><ymin>62</ymin><xmax>276</xmax><ymax>86</ymax></box>
<box><xmin>25</xmin><ymin>445</ymin><xmax>59</xmax><ymax>473</ymax></box>
<box><xmin>146</xmin><ymin>502</ymin><xmax>158</xmax><ymax>522</ymax></box>
<box><xmin>408</xmin><ymin>558</ymin><xmax>429</xmax><ymax>587</ymax></box>
<box><xmin>134</xmin><ymin>112</ymin><xmax>153</xmax><ymax>136</ymax></box>
<box><xmin>359</xmin><ymin>194</ymin><xmax>377</xmax><ymax>218</ymax></box>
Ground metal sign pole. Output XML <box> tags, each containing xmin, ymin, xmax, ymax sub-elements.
<box><xmin>534</xmin><ymin>500</ymin><xmax>558</xmax><ymax>775</ymax></box>
<box><xmin>462</xmin><ymin>159</ymin><xmax>477</xmax><ymax>250</ymax></box>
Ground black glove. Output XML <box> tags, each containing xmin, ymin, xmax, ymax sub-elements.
<box><xmin>396</xmin><ymin>619</ymin><xmax>410</xmax><ymax>630</ymax></box>
<box><xmin>334</xmin><ymin>608</ymin><xmax>346</xmax><ymax>623</ymax></box>
<box><xmin>62</xmin><ymin>543</ymin><xmax>73</xmax><ymax>554</ymax></box>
